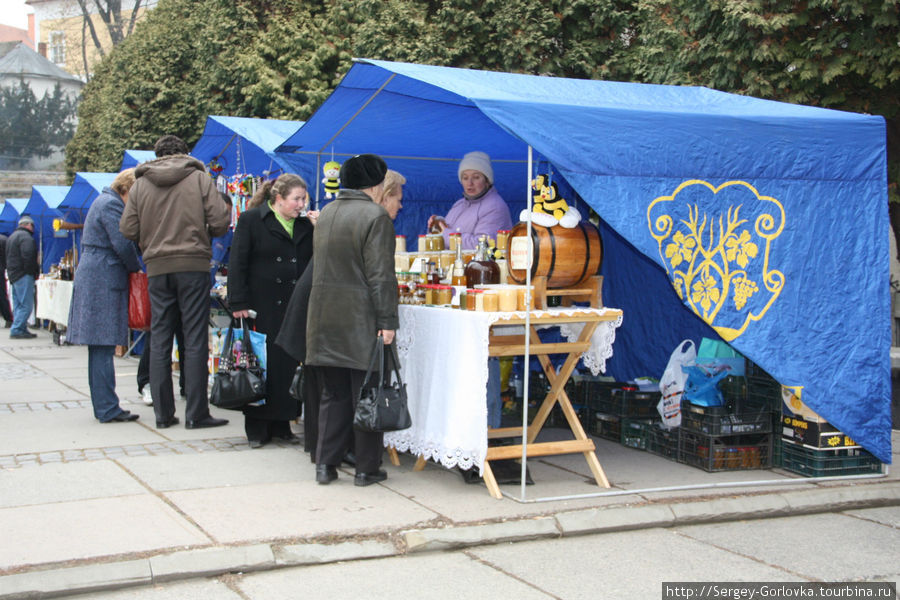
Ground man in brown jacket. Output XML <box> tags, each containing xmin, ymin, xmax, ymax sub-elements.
<box><xmin>120</xmin><ymin>135</ymin><xmax>230</xmax><ymax>430</ymax></box>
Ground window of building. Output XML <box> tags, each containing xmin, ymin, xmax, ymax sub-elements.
<box><xmin>49</xmin><ymin>31</ymin><xmax>65</xmax><ymax>65</ymax></box>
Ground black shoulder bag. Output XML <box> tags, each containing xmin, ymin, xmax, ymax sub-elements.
<box><xmin>353</xmin><ymin>336</ymin><xmax>411</xmax><ymax>433</ymax></box>
<box><xmin>209</xmin><ymin>319</ymin><xmax>266</xmax><ymax>410</ymax></box>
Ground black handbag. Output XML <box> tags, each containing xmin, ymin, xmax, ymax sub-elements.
<box><xmin>209</xmin><ymin>319</ymin><xmax>266</xmax><ymax>411</ymax></box>
<box><xmin>353</xmin><ymin>336</ymin><xmax>411</xmax><ymax>433</ymax></box>
<box><xmin>289</xmin><ymin>364</ymin><xmax>304</xmax><ymax>401</ymax></box>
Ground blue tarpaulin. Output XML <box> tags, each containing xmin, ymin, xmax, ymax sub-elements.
<box><xmin>275</xmin><ymin>59</ymin><xmax>891</xmax><ymax>463</ymax></box>
<box><xmin>58</xmin><ymin>172</ymin><xmax>118</xmax><ymax>253</ymax></box>
<box><xmin>0</xmin><ymin>198</ymin><xmax>28</xmax><ymax>235</ymax></box>
<box><xmin>120</xmin><ymin>149</ymin><xmax>156</xmax><ymax>171</ymax></box>
<box><xmin>191</xmin><ymin>115</ymin><xmax>304</xmax><ymax>179</ymax></box>
<box><xmin>24</xmin><ymin>185</ymin><xmax>70</xmax><ymax>273</ymax></box>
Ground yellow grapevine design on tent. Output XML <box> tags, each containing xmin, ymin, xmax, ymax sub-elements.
<box><xmin>647</xmin><ymin>180</ymin><xmax>785</xmax><ymax>341</ymax></box>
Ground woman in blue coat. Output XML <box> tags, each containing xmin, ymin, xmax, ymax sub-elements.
<box><xmin>67</xmin><ymin>169</ymin><xmax>143</xmax><ymax>423</ymax></box>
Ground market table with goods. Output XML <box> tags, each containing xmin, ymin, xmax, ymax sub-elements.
<box><xmin>384</xmin><ymin>302</ymin><xmax>623</xmax><ymax>499</ymax></box>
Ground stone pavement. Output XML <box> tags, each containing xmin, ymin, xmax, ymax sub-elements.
<box><xmin>0</xmin><ymin>329</ymin><xmax>898</xmax><ymax>599</ymax></box>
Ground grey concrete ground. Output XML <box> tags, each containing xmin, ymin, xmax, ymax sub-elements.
<box><xmin>1</xmin><ymin>329</ymin><xmax>898</xmax><ymax>599</ymax></box>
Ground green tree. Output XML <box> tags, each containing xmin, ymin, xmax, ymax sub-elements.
<box><xmin>0</xmin><ymin>80</ymin><xmax>77</xmax><ymax>169</ymax></box>
<box><xmin>632</xmin><ymin>0</ymin><xmax>900</xmax><ymax>198</ymax></box>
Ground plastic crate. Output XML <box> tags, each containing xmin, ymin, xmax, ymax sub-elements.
<box><xmin>681</xmin><ymin>401</ymin><xmax>773</xmax><ymax>436</ymax></box>
<box><xmin>594</xmin><ymin>388</ymin><xmax>660</xmax><ymax>418</ymax></box>
<box><xmin>780</xmin><ymin>441</ymin><xmax>882</xmax><ymax>477</ymax></box>
<box><xmin>621</xmin><ymin>418</ymin><xmax>653</xmax><ymax>450</ymax></box>
<box><xmin>647</xmin><ymin>425</ymin><xmax>679</xmax><ymax>460</ymax></box>
<box><xmin>594</xmin><ymin>412</ymin><xmax>621</xmax><ymax>442</ymax></box>
<box><xmin>582</xmin><ymin>380</ymin><xmax>626</xmax><ymax>411</ymax></box>
<box><xmin>679</xmin><ymin>431</ymin><xmax>772</xmax><ymax>472</ymax></box>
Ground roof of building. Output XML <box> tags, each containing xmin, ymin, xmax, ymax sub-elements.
<box><xmin>0</xmin><ymin>25</ymin><xmax>34</xmax><ymax>50</ymax></box>
<box><xmin>0</xmin><ymin>42</ymin><xmax>81</xmax><ymax>83</ymax></box>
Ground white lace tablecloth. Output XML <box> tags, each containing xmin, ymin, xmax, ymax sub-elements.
<box><xmin>35</xmin><ymin>279</ymin><xmax>73</xmax><ymax>327</ymax></box>
<box><xmin>385</xmin><ymin>305</ymin><xmax>623</xmax><ymax>474</ymax></box>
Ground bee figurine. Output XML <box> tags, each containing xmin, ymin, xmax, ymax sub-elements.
<box><xmin>322</xmin><ymin>161</ymin><xmax>341</xmax><ymax>199</ymax></box>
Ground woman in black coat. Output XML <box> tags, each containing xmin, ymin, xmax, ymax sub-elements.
<box><xmin>228</xmin><ymin>173</ymin><xmax>317</xmax><ymax>447</ymax></box>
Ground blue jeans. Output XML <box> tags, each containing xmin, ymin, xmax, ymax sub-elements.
<box><xmin>88</xmin><ymin>345</ymin><xmax>126</xmax><ymax>422</ymax></box>
<box><xmin>10</xmin><ymin>275</ymin><xmax>34</xmax><ymax>335</ymax></box>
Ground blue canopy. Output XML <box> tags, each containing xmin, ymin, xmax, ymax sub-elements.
<box><xmin>276</xmin><ymin>59</ymin><xmax>890</xmax><ymax>463</ymax></box>
<box><xmin>24</xmin><ymin>185</ymin><xmax>70</xmax><ymax>273</ymax></box>
<box><xmin>58</xmin><ymin>172</ymin><xmax>118</xmax><ymax>252</ymax></box>
<box><xmin>0</xmin><ymin>198</ymin><xmax>28</xmax><ymax>235</ymax></box>
<box><xmin>120</xmin><ymin>149</ymin><xmax>156</xmax><ymax>171</ymax></box>
<box><xmin>191</xmin><ymin>115</ymin><xmax>304</xmax><ymax>179</ymax></box>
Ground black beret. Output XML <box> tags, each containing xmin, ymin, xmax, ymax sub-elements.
<box><xmin>340</xmin><ymin>154</ymin><xmax>388</xmax><ymax>190</ymax></box>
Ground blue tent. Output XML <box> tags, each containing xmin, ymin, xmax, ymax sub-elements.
<box><xmin>24</xmin><ymin>185</ymin><xmax>70</xmax><ymax>273</ymax></box>
<box><xmin>120</xmin><ymin>149</ymin><xmax>156</xmax><ymax>171</ymax></box>
<box><xmin>275</xmin><ymin>58</ymin><xmax>890</xmax><ymax>464</ymax></box>
<box><xmin>0</xmin><ymin>198</ymin><xmax>28</xmax><ymax>235</ymax></box>
<box><xmin>58</xmin><ymin>172</ymin><xmax>118</xmax><ymax>252</ymax></box>
<box><xmin>191</xmin><ymin>115</ymin><xmax>304</xmax><ymax>179</ymax></box>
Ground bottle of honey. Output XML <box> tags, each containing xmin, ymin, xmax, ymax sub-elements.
<box><xmin>451</xmin><ymin>243</ymin><xmax>467</xmax><ymax>286</ymax></box>
<box><xmin>464</xmin><ymin>235</ymin><xmax>500</xmax><ymax>286</ymax></box>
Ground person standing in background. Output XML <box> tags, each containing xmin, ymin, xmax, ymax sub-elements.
<box><xmin>6</xmin><ymin>215</ymin><xmax>39</xmax><ymax>339</ymax></box>
<box><xmin>228</xmin><ymin>173</ymin><xmax>317</xmax><ymax>448</ymax></box>
<box><xmin>120</xmin><ymin>135</ymin><xmax>231</xmax><ymax>430</ymax></box>
<box><xmin>306</xmin><ymin>154</ymin><xmax>399</xmax><ymax>486</ymax></box>
<box><xmin>67</xmin><ymin>169</ymin><xmax>143</xmax><ymax>423</ymax></box>
<box><xmin>0</xmin><ymin>232</ymin><xmax>13</xmax><ymax>327</ymax></box>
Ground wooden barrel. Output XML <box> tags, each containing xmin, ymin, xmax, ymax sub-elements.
<box><xmin>506</xmin><ymin>221</ymin><xmax>603</xmax><ymax>288</ymax></box>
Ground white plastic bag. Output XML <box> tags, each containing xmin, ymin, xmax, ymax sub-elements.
<box><xmin>657</xmin><ymin>339</ymin><xmax>696</xmax><ymax>428</ymax></box>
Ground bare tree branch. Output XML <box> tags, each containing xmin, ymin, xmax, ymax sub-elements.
<box><xmin>126</xmin><ymin>0</ymin><xmax>144</xmax><ymax>37</ymax></box>
<box><xmin>75</xmin><ymin>0</ymin><xmax>106</xmax><ymax>58</ymax></box>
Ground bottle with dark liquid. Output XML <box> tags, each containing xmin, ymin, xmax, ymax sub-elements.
<box><xmin>464</xmin><ymin>235</ymin><xmax>500</xmax><ymax>286</ymax></box>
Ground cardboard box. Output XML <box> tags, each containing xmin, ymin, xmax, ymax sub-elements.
<box><xmin>780</xmin><ymin>386</ymin><xmax>858</xmax><ymax>449</ymax></box>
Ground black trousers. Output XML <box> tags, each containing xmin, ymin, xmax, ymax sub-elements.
<box><xmin>316</xmin><ymin>366</ymin><xmax>383</xmax><ymax>474</ymax></box>
<box><xmin>302</xmin><ymin>365</ymin><xmax>322</xmax><ymax>457</ymax></box>
<box><xmin>147</xmin><ymin>271</ymin><xmax>211</xmax><ymax>424</ymax></box>
<box><xmin>0</xmin><ymin>273</ymin><xmax>12</xmax><ymax>323</ymax></box>
<box><xmin>137</xmin><ymin>328</ymin><xmax>185</xmax><ymax>394</ymax></box>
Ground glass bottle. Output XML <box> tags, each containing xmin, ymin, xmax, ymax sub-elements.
<box><xmin>451</xmin><ymin>243</ymin><xmax>467</xmax><ymax>286</ymax></box>
<box><xmin>463</xmin><ymin>235</ymin><xmax>500</xmax><ymax>286</ymax></box>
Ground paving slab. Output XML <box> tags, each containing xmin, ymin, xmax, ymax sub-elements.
<box><xmin>844</xmin><ymin>505</ymin><xmax>900</xmax><ymax>528</ymax></box>
<box><xmin>164</xmin><ymin>478</ymin><xmax>440</xmax><ymax>544</ymax></box>
<box><xmin>44</xmin><ymin>577</ymin><xmax>243</xmax><ymax>600</ymax></box>
<box><xmin>471</xmin><ymin>527</ymin><xmax>799</xmax><ymax>599</ymax></box>
<box><xmin>0</xmin><ymin>460</ymin><xmax>146</xmax><ymax>508</ymax></box>
<box><xmin>0</xmin><ymin>407</ymin><xmax>168</xmax><ymax>455</ymax></box>
<box><xmin>119</xmin><ymin>447</ymin><xmax>310</xmax><ymax>491</ymax></box>
<box><xmin>0</xmin><ymin>559</ymin><xmax>151</xmax><ymax>599</ymax></box>
<box><xmin>674</xmin><ymin>512</ymin><xmax>900</xmax><ymax>581</ymax></box>
<box><xmin>1</xmin><ymin>377</ymin><xmax>87</xmax><ymax>402</ymax></box>
<box><xmin>0</xmin><ymin>495</ymin><xmax>210</xmax><ymax>570</ymax></box>
<box><xmin>236</xmin><ymin>551</ymin><xmax>552</xmax><ymax>600</ymax></box>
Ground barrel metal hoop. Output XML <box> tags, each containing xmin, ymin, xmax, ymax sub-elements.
<box><xmin>577</xmin><ymin>222</ymin><xmax>591</xmax><ymax>285</ymax></box>
<box><xmin>546</xmin><ymin>225</ymin><xmax>557</xmax><ymax>280</ymax></box>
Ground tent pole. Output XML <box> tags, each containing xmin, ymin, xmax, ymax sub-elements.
<box><xmin>520</xmin><ymin>146</ymin><xmax>534</xmax><ymax>501</ymax></box>
<box><xmin>211</xmin><ymin>133</ymin><xmax>238</xmax><ymax>165</ymax></box>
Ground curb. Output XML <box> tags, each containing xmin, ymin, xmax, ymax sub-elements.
<box><xmin>2</xmin><ymin>480</ymin><xmax>898</xmax><ymax>599</ymax></box>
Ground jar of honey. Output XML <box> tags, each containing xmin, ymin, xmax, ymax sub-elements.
<box><xmin>449</xmin><ymin>232</ymin><xmax>462</xmax><ymax>252</ymax></box>
<box><xmin>436</xmin><ymin>285</ymin><xmax>452</xmax><ymax>305</ymax></box>
<box><xmin>474</xmin><ymin>289</ymin><xmax>485</xmax><ymax>311</ymax></box>
<box><xmin>465</xmin><ymin>289</ymin><xmax>477</xmax><ymax>311</ymax></box>
<box><xmin>482</xmin><ymin>290</ymin><xmax>499</xmax><ymax>312</ymax></box>
<box><xmin>395</xmin><ymin>235</ymin><xmax>406</xmax><ymax>253</ymax></box>
<box><xmin>496</xmin><ymin>230</ymin><xmax>510</xmax><ymax>255</ymax></box>
<box><xmin>517</xmin><ymin>286</ymin><xmax>535</xmax><ymax>311</ymax></box>
<box><xmin>417</xmin><ymin>234</ymin><xmax>427</xmax><ymax>253</ymax></box>
<box><xmin>497</xmin><ymin>286</ymin><xmax>517</xmax><ymax>312</ymax></box>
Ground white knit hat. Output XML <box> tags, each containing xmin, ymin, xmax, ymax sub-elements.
<box><xmin>458</xmin><ymin>151</ymin><xmax>494</xmax><ymax>184</ymax></box>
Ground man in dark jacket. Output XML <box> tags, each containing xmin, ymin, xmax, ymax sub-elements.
<box><xmin>120</xmin><ymin>135</ymin><xmax>231</xmax><ymax>430</ymax></box>
<box><xmin>6</xmin><ymin>215</ymin><xmax>39</xmax><ymax>339</ymax></box>
<box><xmin>306</xmin><ymin>154</ymin><xmax>399</xmax><ymax>486</ymax></box>
<box><xmin>0</xmin><ymin>232</ymin><xmax>13</xmax><ymax>327</ymax></box>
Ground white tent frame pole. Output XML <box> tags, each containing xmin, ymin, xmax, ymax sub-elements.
<box><xmin>519</xmin><ymin>146</ymin><xmax>534</xmax><ymax>501</ymax></box>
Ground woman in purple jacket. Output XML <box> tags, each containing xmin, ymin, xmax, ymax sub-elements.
<box><xmin>427</xmin><ymin>151</ymin><xmax>512</xmax><ymax>250</ymax></box>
